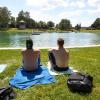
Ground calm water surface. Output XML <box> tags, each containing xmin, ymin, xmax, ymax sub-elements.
<box><xmin>0</xmin><ymin>32</ymin><xmax>100</xmax><ymax>48</ymax></box>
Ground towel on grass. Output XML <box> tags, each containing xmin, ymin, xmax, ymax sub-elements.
<box><xmin>9</xmin><ymin>65</ymin><xmax>56</xmax><ymax>89</ymax></box>
<box><xmin>47</xmin><ymin>62</ymin><xmax>78</xmax><ymax>75</ymax></box>
<box><xmin>0</xmin><ymin>64</ymin><xmax>7</xmax><ymax>73</ymax></box>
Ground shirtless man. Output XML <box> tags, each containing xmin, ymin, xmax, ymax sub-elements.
<box><xmin>48</xmin><ymin>38</ymin><xmax>69</xmax><ymax>71</ymax></box>
<box><xmin>22</xmin><ymin>39</ymin><xmax>40</xmax><ymax>71</ymax></box>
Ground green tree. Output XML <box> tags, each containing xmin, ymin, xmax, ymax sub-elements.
<box><xmin>38</xmin><ymin>21</ymin><xmax>47</xmax><ymax>29</ymax></box>
<box><xmin>75</xmin><ymin>24</ymin><xmax>81</xmax><ymax>31</ymax></box>
<box><xmin>16</xmin><ymin>10</ymin><xmax>36</xmax><ymax>28</ymax></box>
<box><xmin>58</xmin><ymin>19</ymin><xmax>72</xmax><ymax>30</ymax></box>
<box><xmin>35</xmin><ymin>22</ymin><xmax>39</xmax><ymax>29</ymax></box>
<box><xmin>47</xmin><ymin>21</ymin><xmax>55</xmax><ymax>29</ymax></box>
<box><xmin>0</xmin><ymin>7</ymin><xmax>11</xmax><ymax>29</ymax></box>
<box><xmin>16</xmin><ymin>10</ymin><xmax>25</xmax><ymax>23</ymax></box>
<box><xmin>9</xmin><ymin>16</ymin><xmax>16</xmax><ymax>28</ymax></box>
<box><xmin>25</xmin><ymin>18</ymin><xmax>35</xmax><ymax>28</ymax></box>
<box><xmin>17</xmin><ymin>10</ymin><xmax>36</xmax><ymax>28</ymax></box>
<box><xmin>16</xmin><ymin>10</ymin><xmax>25</xmax><ymax>27</ymax></box>
<box><xmin>91</xmin><ymin>18</ymin><xmax>100</xmax><ymax>29</ymax></box>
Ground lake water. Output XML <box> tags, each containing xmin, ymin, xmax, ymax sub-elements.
<box><xmin>0</xmin><ymin>32</ymin><xmax>100</xmax><ymax>48</ymax></box>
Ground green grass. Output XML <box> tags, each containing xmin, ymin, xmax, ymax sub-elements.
<box><xmin>0</xmin><ymin>28</ymin><xmax>100</xmax><ymax>34</ymax></box>
<box><xmin>0</xmin><ymin>28</ymin><xmax>57</xmax><ymax>33</ymax></box>
<box><xmin>0</xmin><ymin>47</ymin><xmax>100</xmax><ymax>100</ymax></box>
<box><xmin>80</xmin><ymin>29</ymin><xmax>100</xmax><ymax>33</ymax></box>
<box><xmin>0</xmin><ymin>28</ymin><xmax>74</xmax><ymax>33</ymax></box>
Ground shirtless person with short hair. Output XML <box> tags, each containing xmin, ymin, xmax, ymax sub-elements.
<box><xmin>22</xmin><ymin>39</ymin><xmax>40</xmax><ymax>71</ymax></box>
<box><xmin>48</xmin><ymin>38</ymin><xmax>69</xmax><ymax>71</ymax></box>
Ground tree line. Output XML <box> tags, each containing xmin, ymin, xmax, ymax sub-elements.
<box><xmin>0</xmin><ymin>7</ymin><xmax>100</xmax><ymax>30</ymax></box>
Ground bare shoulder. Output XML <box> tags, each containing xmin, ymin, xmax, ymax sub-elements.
<box><xmin>65</xmin><ymin>49</ymin><xmax>69</xmax><ymax>53</ymax></box>
<box><xmin>21</xmin><ymin>49</ymin><xmax>26</xmax><ymax>53</ymax></box>
<box><xmin>48</xmin><ymin>48</ymin><xmax>57</xmax><ymax>53</ymax></box>
<box><xmin>34</xmin><ymin>49</ymin><xmax>40</xmax><ymax>53</ymax></box>
<box><xmin>48</xmin><ymin>48</ymin><xmax>53</xmax><ymax>52</ymax></box>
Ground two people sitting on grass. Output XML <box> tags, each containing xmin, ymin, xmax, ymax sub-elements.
<box><xmin>22</xmin><ymin>38</ymin><xmax>69</xmax><ymax>72</ymax></box>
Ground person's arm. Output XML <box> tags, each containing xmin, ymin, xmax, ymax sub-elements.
<box><xmin>21</xmin><ymin>49</ymin><xmax>25</xmax><ymax>65</ymax></box>
<box><xmin>48</xmin><ymin>49</ymin><xmax>56</xmax><ymax>67</ymax></box>
<box><xmin>38</xmin><ymin>50</ymin><xmax>41</xmax><ymax>66</ymax></box>
<box><xmin>66</xmin><ymin>49</ymin><xmax>69</xmax><ymax>65</ymax></box>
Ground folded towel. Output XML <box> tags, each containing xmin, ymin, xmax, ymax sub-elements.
<box><xmin>47</xmin><ymin>62</ymin><xmax>78</xmax><ymax>75</ymax></box>
<box><xmin>0</xmin><ymin>64</ymin><xmax>7</xmax><ymax>73</ymax></box>
<box><xmin>9</xmin><ymin>65</ymin><xmax>56</xmax><ymax>89</ymax></box>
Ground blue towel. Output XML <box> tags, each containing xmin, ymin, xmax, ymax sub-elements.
<box><xmin>9</xmin><ymin>66</ymin><xmax>56</xmax><ymax>89</ymax></box>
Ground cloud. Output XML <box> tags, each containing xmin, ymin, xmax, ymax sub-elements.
<box><xmin>87</xmin><ymin>0</ymin><xmax>100</xmax><ymax>13</ymax></box>
<box><xmin>25</xmin><ymin>0</ymin><xmax>100</xmax><ymax>27</ymax></box>
<box><xmin>0</xmin><ymin>5</ymin><xmax>3</xmax><ymax>7</ymax></box>
<box><xmin>29</xmin><ymin>10</ymin><xmax>55</xmax><ymax>22</ymax></box>
<box><xmin>81</xmin><ymin>20</ymin><xmax>94</xmax><ymax>27</ymax></box>
<box><xmin>87</xmin><ymin>0</ymin><xmax>99</xmax><ymax>7</ymax></box>
<box><xmin>87</xmin><ymin>8</ymin><xmax>100</xmax><ymax>15</ymax></box>
<box><xmin>26</xmin><ymin>0</ymin><xmax>47</xmax><ymax>6</ymax></box>
<box><xmin>26</xmin><ymin>0</ymin><xmax>86</xmax><ymax>10</ymax></box>
<box><xmin>58</xmin><ymin>11</ymin><xmax>82</xmax><ymax>18</ymax></box>
<box><xmin>41</xmin><ymin>0</ymin><xmax>68</xmax><ymax>11</ymax></box>
<box><xmin>26</xmin><ymin>0</ymin><xmax>68</xmax><ymax>10</ymax></box>
<box><xmin>76</xmin><ymin>0</ymin><xmax>86</xmax><ymax>8</ymax></box>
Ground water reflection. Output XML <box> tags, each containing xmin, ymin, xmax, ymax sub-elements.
<box><xmin>0</xmin><ymin>32</ymin><xmax>100</xmax><ymax>48</ymax></box>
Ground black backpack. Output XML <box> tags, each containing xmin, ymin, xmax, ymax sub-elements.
<box><xmin>67</xmin><ymin>72</ymin><xmax>93</xmax><ymax>93</ymax></box>
<box><xmin>0</xmin><ymin>87</ymin><xmax>15</xmax><ymax>100</ymax></box>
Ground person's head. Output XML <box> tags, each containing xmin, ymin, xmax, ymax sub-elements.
<box><xmin>26</xmin><ymin>39</ymin><xmax>33</xmax><ymax>49</ymax></box>
<box><xmin>57</xmin><ymin>38</ymin><xmax>64</xmax><ymax>48</ymax></box>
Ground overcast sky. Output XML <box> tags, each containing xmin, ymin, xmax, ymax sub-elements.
<box><xmin>0</xmin><ymin>0</ymin><xmax>100</xmax><ymax>27</ymax></box>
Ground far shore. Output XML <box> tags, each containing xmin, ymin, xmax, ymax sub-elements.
<box><xmin>0</xmin><ymin>44</ymin><xmax>100</xmax><ymax>50</ymax></box>
<box><xmin>0</xmin><ymin>28</ymin><xmax>100</xmax><ymax>34</ymax></box>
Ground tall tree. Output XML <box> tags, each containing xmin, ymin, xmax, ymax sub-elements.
<box><xmin>16</xmin><ymin>10</ymin><xmax>25</xmax><ymax>24</ymax></box>
<box><xmin>47</xmin><ymin>21</ymin><xmax>55</xmax><ymax>29</ymax></box>
<box><xmin>91</xmin><ymin>18</ymin><xmax>100</xmax><ymax>29</ymax></box>
<box><xmin>58</xmin><ymin>19</ymin><xmax>72</xmax><ymax>30</ymax></box>
<box><xmin>24</xmin><ymin>11</ymin><xmax>30</xmax><ymax>18</ymax></box>
<box><xmin>9</xmin><ymin>16</ymin><xmax>16</xmax><ymax>28</ymax></box>
<box><xmin>16</xmin><ymin>10</ymin><xmax>36</xmax><ymax>28</ymax></box>
<box><xmin>75</xmin><ymin>24</ymin><xmax>81</xmax><ymax>31</ymax></box>
<box><xmin>0</xmin><ymin>7</ymin><xmax>11</xmax><ymax>29</ymax></box>
<box><xmin>38</xmin><ymin>21</ymin><xmax>47</xmax><ymax>29</ymax></box>
<box><xmin>26</xmin><ymin>18</ymin><xmax>35</xmax><ymax>28</ymax></box>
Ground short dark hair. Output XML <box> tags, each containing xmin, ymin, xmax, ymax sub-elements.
<box><xmin>57</xmin><ymin>38</ymin><xmax>64</xmax><ymax>47</ymax></box>
<box><xmin>26</xmin><ymin>39</ymin><xmax>33</xmax><ymax>49</ymax></box>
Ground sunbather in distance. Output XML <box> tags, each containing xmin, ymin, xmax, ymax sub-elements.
<box><xmin>22</xmin><ymin>39</ymin><xmax>40</xmax><ymax>71</ymax></box>
<box><xmin>48</xmin><ymin>38</ymin><xmax>69</xmax><ymax>71</ymax></box>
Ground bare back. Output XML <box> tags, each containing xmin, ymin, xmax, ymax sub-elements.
<box><xmin>22</xmin><ymin>49</ymin><xmax>40</xmax><ymax>71</ymax></box>
<box><xmin>52</xmin><ymin>48</ymin><xmax>69</xmax><ymax>68</ymax></box>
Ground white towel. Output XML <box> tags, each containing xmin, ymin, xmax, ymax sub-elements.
<box><xmin>0</xmin><ymin>64</ymin><xmax>7</xmax><ymax>73</ymax></box>
<box><xmin>47</xmin><ymin>62</ymin><xmax>78</xmax><ymax>75</ymax></box>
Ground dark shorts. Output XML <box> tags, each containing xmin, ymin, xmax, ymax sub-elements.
<box><xmin>53</xmin><ymin>65</ymin><xmax>69</xmax><ymax>71</ymax></box>
<box><xmin>49</xmin><ymin>52</ymin><xmax>69</xmax><ymax>72</ymax></box>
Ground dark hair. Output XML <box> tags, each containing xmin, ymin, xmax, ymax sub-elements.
<box><xmin>26</xmin><ymin>39</ymin><xmax>33</xmax><ymax>49</ymax></box>
<box><xmin>57</xmin><ymin>38</ymin><xmax>64</xmax><ymax>47</ymax></box>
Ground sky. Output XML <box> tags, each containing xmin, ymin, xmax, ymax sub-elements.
<box><xmin>0</xmin><ymin>0</ymin><xmax>100</xmax><ymax>27</ymax></box>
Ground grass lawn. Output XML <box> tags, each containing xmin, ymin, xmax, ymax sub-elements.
<box><xmin>0</xmin><ymin>28</ymin><xmax>57</xmax><ymax>33</ymax></box>
<box><xmin>0</xmin><ymin>47</ymin><xmax>100</xmax><ymax>100</ymax></box>
<box><xmin>0</xmin><ymin>28</ymin><xmax>74</xmax><ymax>33</ymax></box>
<box><xmin>80</xmin><ymin>29</ymin><xmax>100</xmax><ymax>33</ymax></box>
<box><xmin>1</xmin><ymin>28</ymin><xmax>100</xmax><ymax>34</ymax></box>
